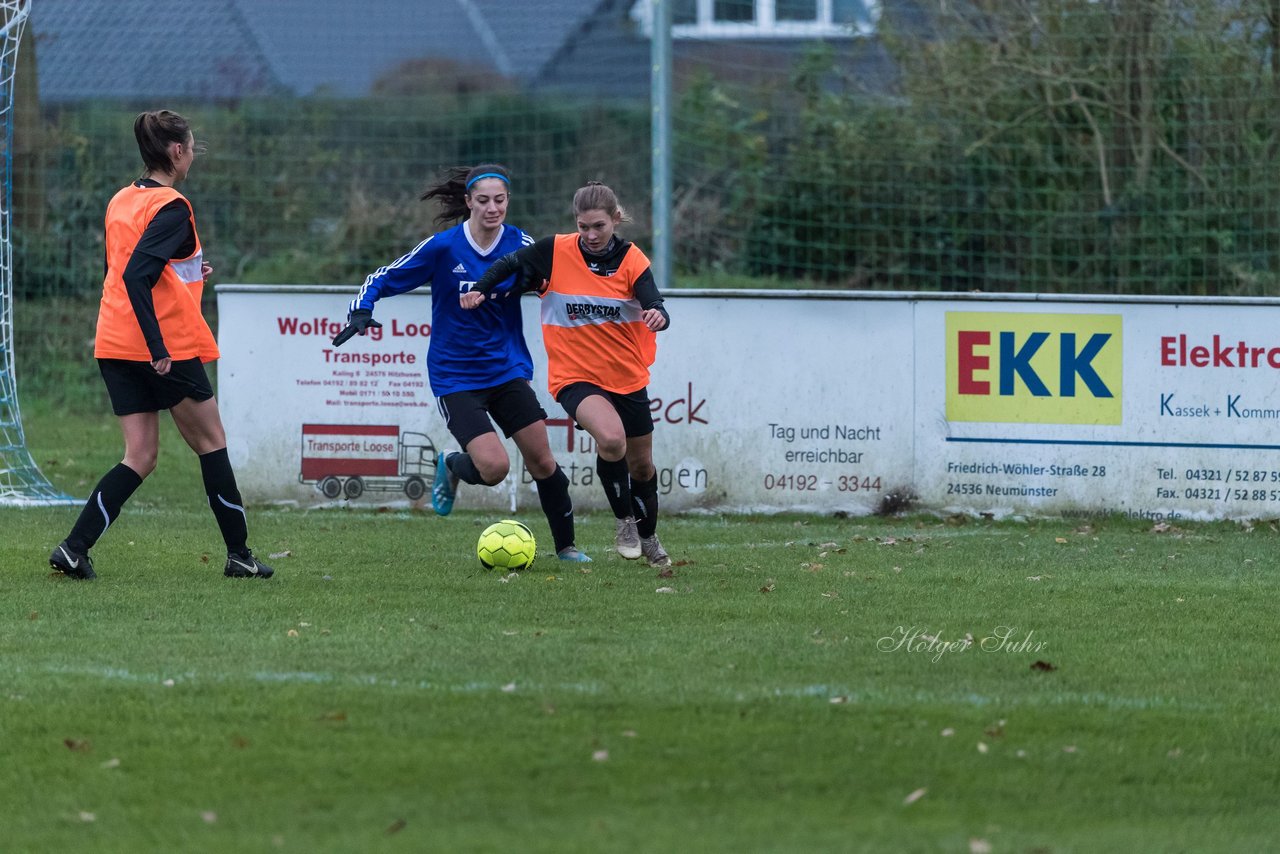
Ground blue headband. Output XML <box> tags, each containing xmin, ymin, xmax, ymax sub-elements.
<box><xmin>466</xmin><ymin>172</ymin><xmax>510</xmax><ymax>190</ymax></box>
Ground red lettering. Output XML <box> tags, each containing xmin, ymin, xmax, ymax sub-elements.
<box><xmin>1212</xmin><ymin>335</ymin><xmax>1234</xmax><ymax>367</ymax></box>
<box><xmin>391</xmin><ymin>319</ymin><xmax>431</xmax><ymax>337</ymax></box>
<box><xmin>957</xmin><ymin>331</ymin><xmax>990</xmax><ymax>394</ymax></box>
<box><xmin>545</xmin><ymin>417</ymin><xmax>576</xmax><ymax>453</ymax></box>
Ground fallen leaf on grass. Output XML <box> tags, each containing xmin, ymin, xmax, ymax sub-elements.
<box><xmin>268</xmin><ymin>551</ymin><xmax>292</xmax><ymax>559</ymax></box>
<box><xmin>317</xmin><ymin>710</ymin><xmax>347</xmax><ymax>723</ymax></box>
<box><xmin>1031</xmin><ymin>660</ymin><xmax>1057</xmax><ymax>672</ymax></box>
<box><xmin>64</xmin><ymin>738</ymin><xmax>91</xmax><ymax>753</ymax></box>
<box><xmin>655</xmin><ymin>586</ymin><xmax>675</xmax><ymax>594</ymax></box>
<box><xmin>100</xmin><ymin>757</ymin><xmax>120</xmax><ymax>769</ymax></box>
<box><xmin>977</xmin><ymin>742</ymin><xmax>989</xmax><ymax>754</ymax></box>
<box><xmin>501</xmin><ymin>683</ymin><xmax>517</xmax><ymax>693</ymax></box>
<box><xmin>201</xmin><ymin>811</ymin><xmax>218</xmax><ymax>824</ymax></box>
<box><xmin>1054</xmin><ymin>537</ymin><xmax>1068</xmax><ymax>544</ymax></box>
<box><xmin>28</xmin><ymin>611</ymin><xmax>38</xmax><ymax>621</ymax></box>
<box><xmin>970</xmin><ymin>839</ymin><xmax>993</xmax><ymax>854</ymax></box>
<box><xmin>200</xmin><ymin>554</ymin><xmax>209</xmax><ymax>564</ymax></box>
<box><xmin>940</xmin><ymin>728</ymin><xmax>955</xmax><ymax>737</ymax></box>
<box><xmin>385</xmin><ymin>818</ymin><xmax>407</xmax><ymax>835</ymax></box>
<box><xmin>760</xmin><ymin>583</ymin><xmax>775</xmax><ymax>593</ymax></box>
<box><xmin>592</xmin><ymin>750</ymin><xmax>609</xmax><ymax>762</ymax></box>
<box><xmin>657</xmin><ymin>567</ymin><xmax>675</xmax><ymax>578</ymax></box>
<box><xmin>1063</xmin><ymin>745</ymin><xmax>1078</xmax><ymax>753</ymax></box>
<box><xmin>77</xmin><ymin>811</ymin><xmax>96</xmax><ymax>823</ymax></box>
<box><xmin>287</xmin><ymin>629</ymin><xmax>299</xmax><ymax>638</ymax></box>
<box><xmin>902</xmin><ymin>788</ymin><xmax>926</xmax><ymax>805</ymax></box>
<box><xmin>829</xmin><ymin>696</ymin><xmax>847</xmax><ymax>704</ymax></box>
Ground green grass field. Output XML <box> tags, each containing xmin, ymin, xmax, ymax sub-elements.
<box><xmin>4</xmin><ymin>404</ymin><xmax>1280</xmax><ymax>853</ymax></box>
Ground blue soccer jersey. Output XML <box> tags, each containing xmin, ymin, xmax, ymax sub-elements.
<box><xmin>349</xmin><ymin>221</ymin><xmax>535</xmax><ymax>397</ymax></box>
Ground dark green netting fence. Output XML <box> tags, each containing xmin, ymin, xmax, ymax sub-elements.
<box><xmin>15</xmin><ymin>1</ymin><xmax>1280</xmax><ymax>304</ymax></box>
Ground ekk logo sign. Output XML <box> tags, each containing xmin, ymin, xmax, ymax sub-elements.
<box><xmin>945</xmin><ymin>312</ymin><xmax>1122</xmax><ymax>424</ymax></box>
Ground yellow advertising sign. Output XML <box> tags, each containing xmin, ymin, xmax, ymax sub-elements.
<box><xmin>946</xmin><ymin>312</ymin><xmax>1122</xmax><ymax>424</ymax></box>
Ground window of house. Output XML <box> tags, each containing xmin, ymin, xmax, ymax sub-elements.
<box><xmin>653</xmin><ymin>0</ymin><xmax>877</xmax><ymax>38</ymax></box>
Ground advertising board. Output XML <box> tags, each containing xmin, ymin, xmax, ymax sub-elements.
<box><xmin>217</xmin><ymin>286</ymin><xmax>1280</xmax><ymax>519</ymax></box>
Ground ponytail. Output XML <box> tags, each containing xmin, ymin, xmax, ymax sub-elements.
<box><xmin>134</xmin><ymin>110</ymin><xmax>191</xmax><ymax>177</ymax></box>
<box><xmin>422</xmin><ymin>163</ymin><xmax>512</xmax><ymax>226</ymax></box>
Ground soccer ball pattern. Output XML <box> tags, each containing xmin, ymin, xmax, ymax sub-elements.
<box><xmin>477</xmin><ymin>519</ymin><xmax>537</xmax><ymax>571</ymax></box>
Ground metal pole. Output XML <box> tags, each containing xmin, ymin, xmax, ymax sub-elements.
<box><xmin>651</xmin><ymin>0</ymin><xmax>672</xmax><ymax>289</ymax></box>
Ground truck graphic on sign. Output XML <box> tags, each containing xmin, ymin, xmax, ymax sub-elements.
<box><xmin>300</xmin><ymin>423</ymin><xmax>437</xmax><ymax>500</ymax></box>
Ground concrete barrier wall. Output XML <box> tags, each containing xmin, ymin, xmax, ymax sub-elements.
<box><xmin>217</xmin><ymin>285</ymin><xmax>1280</xmax><ymax>520</ymax></box>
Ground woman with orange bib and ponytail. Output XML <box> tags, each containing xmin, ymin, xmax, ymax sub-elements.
<box><xmin>464</xmin><ymin>182</ymin><xmax>672</xmax><ymax>566</ymax></box>
<box><xmin>48</xmin><ymin>110</ymin><xmax>273</xmax><ymax>581</ymax></box>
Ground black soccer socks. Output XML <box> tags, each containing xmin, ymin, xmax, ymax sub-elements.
<box><xmin>595</xmin><ymin>454</ymin><xmax>634</xmax><ymax>520</ymax></box>
<box><xmin>200</xmin><ymin>448</ymin><xmax>249</xmax><ymax>555</ymax></box>
<box><xmin>631</xmin><ymin>474</ymin><xmax>660</xmax><ymax>539</ymax></box>
<box><xmin>535</xmin><ymin>464</ymin><xmax>576</xmax><ymax>553</ymax></box>
<box><xmin>65</xmin><ymin>463</ymin><xmax>144</xmax><ymax>552</ymax></box>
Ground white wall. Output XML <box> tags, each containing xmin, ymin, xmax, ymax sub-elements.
<box><xmin>218</xmin><ymin>286</ymin><xmax>1280</xmax><ymax>520</ymax></box>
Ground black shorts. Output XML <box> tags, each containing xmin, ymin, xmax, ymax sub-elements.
<box><xmin>556</xmin><ymin>382</ymin><xmax>654</xmax><ymax>438</ymax></box>
<box><xmin>436</xmin><ymin>378</ymin><xmax>547</xmax><ymax>448</ymax></box>
<box><xmin>98</xmin><ymin>358</ymin><xmax>214</xmax><ymax>416</ymax></box>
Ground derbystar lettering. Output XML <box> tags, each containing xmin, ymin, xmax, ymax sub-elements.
<box><xmin>565</xmin><ymin>303</ymin><xmax>622</xmax><ymax>322</ymax></box>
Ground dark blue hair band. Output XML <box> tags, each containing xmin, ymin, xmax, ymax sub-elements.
<box><xmin>466</xmin><ymin>172</ymin><xmax>510</xmax><ymax>190</ymax></box>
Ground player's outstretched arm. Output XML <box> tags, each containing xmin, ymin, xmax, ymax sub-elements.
<box><xmin>332</xmin><ymin>309</ymin><xmax>382</xmax><ymax>346</ymax></box>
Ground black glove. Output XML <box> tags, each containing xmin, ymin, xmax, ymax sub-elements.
<box><xmin>332</xmin><ymin>309</ymin><xmax>382</xmax><ymax>347</ymax></box>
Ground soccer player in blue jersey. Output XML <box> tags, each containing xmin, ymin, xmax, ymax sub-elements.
<box><xmin>331</xmin><ymin>164</ymin><xmax>590</xmax><ymax>562</ymax></box>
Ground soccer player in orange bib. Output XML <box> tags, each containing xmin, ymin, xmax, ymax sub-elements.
<box><xmin>48</xmin><ymin>110</ymin><xmax>273</xmax><ymax>581</ymax></box>
<box><xmin>463</xmin><ymin>182</ymin><xmax>672</xmax><ymax>566</ymax></box>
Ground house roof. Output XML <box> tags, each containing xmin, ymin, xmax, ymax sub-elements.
<box><xmin>30</xmin><ymin>0</ymin><xmax>620</xmax><ymax>101</ymax></box>
<box><xmin>228</xmin><ymin>0</ymin><xmax>484</xmax><ymax>96</ymax></box>
<box><xmin>31</xmin><ymin>0</ymin><xmax>282</xmax><ymax>101</ymax></box>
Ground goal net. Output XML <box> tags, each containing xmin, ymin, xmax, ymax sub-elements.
<box><xmin>0</xmin><ymin>0</ymin><xmax>73</xmax><ymax>506</ymax></box>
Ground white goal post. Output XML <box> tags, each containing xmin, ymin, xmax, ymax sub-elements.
<box><xmin>0</xmin><ymin>0</ymin><xmax>74</xmax><ymax>506</ymax></box>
